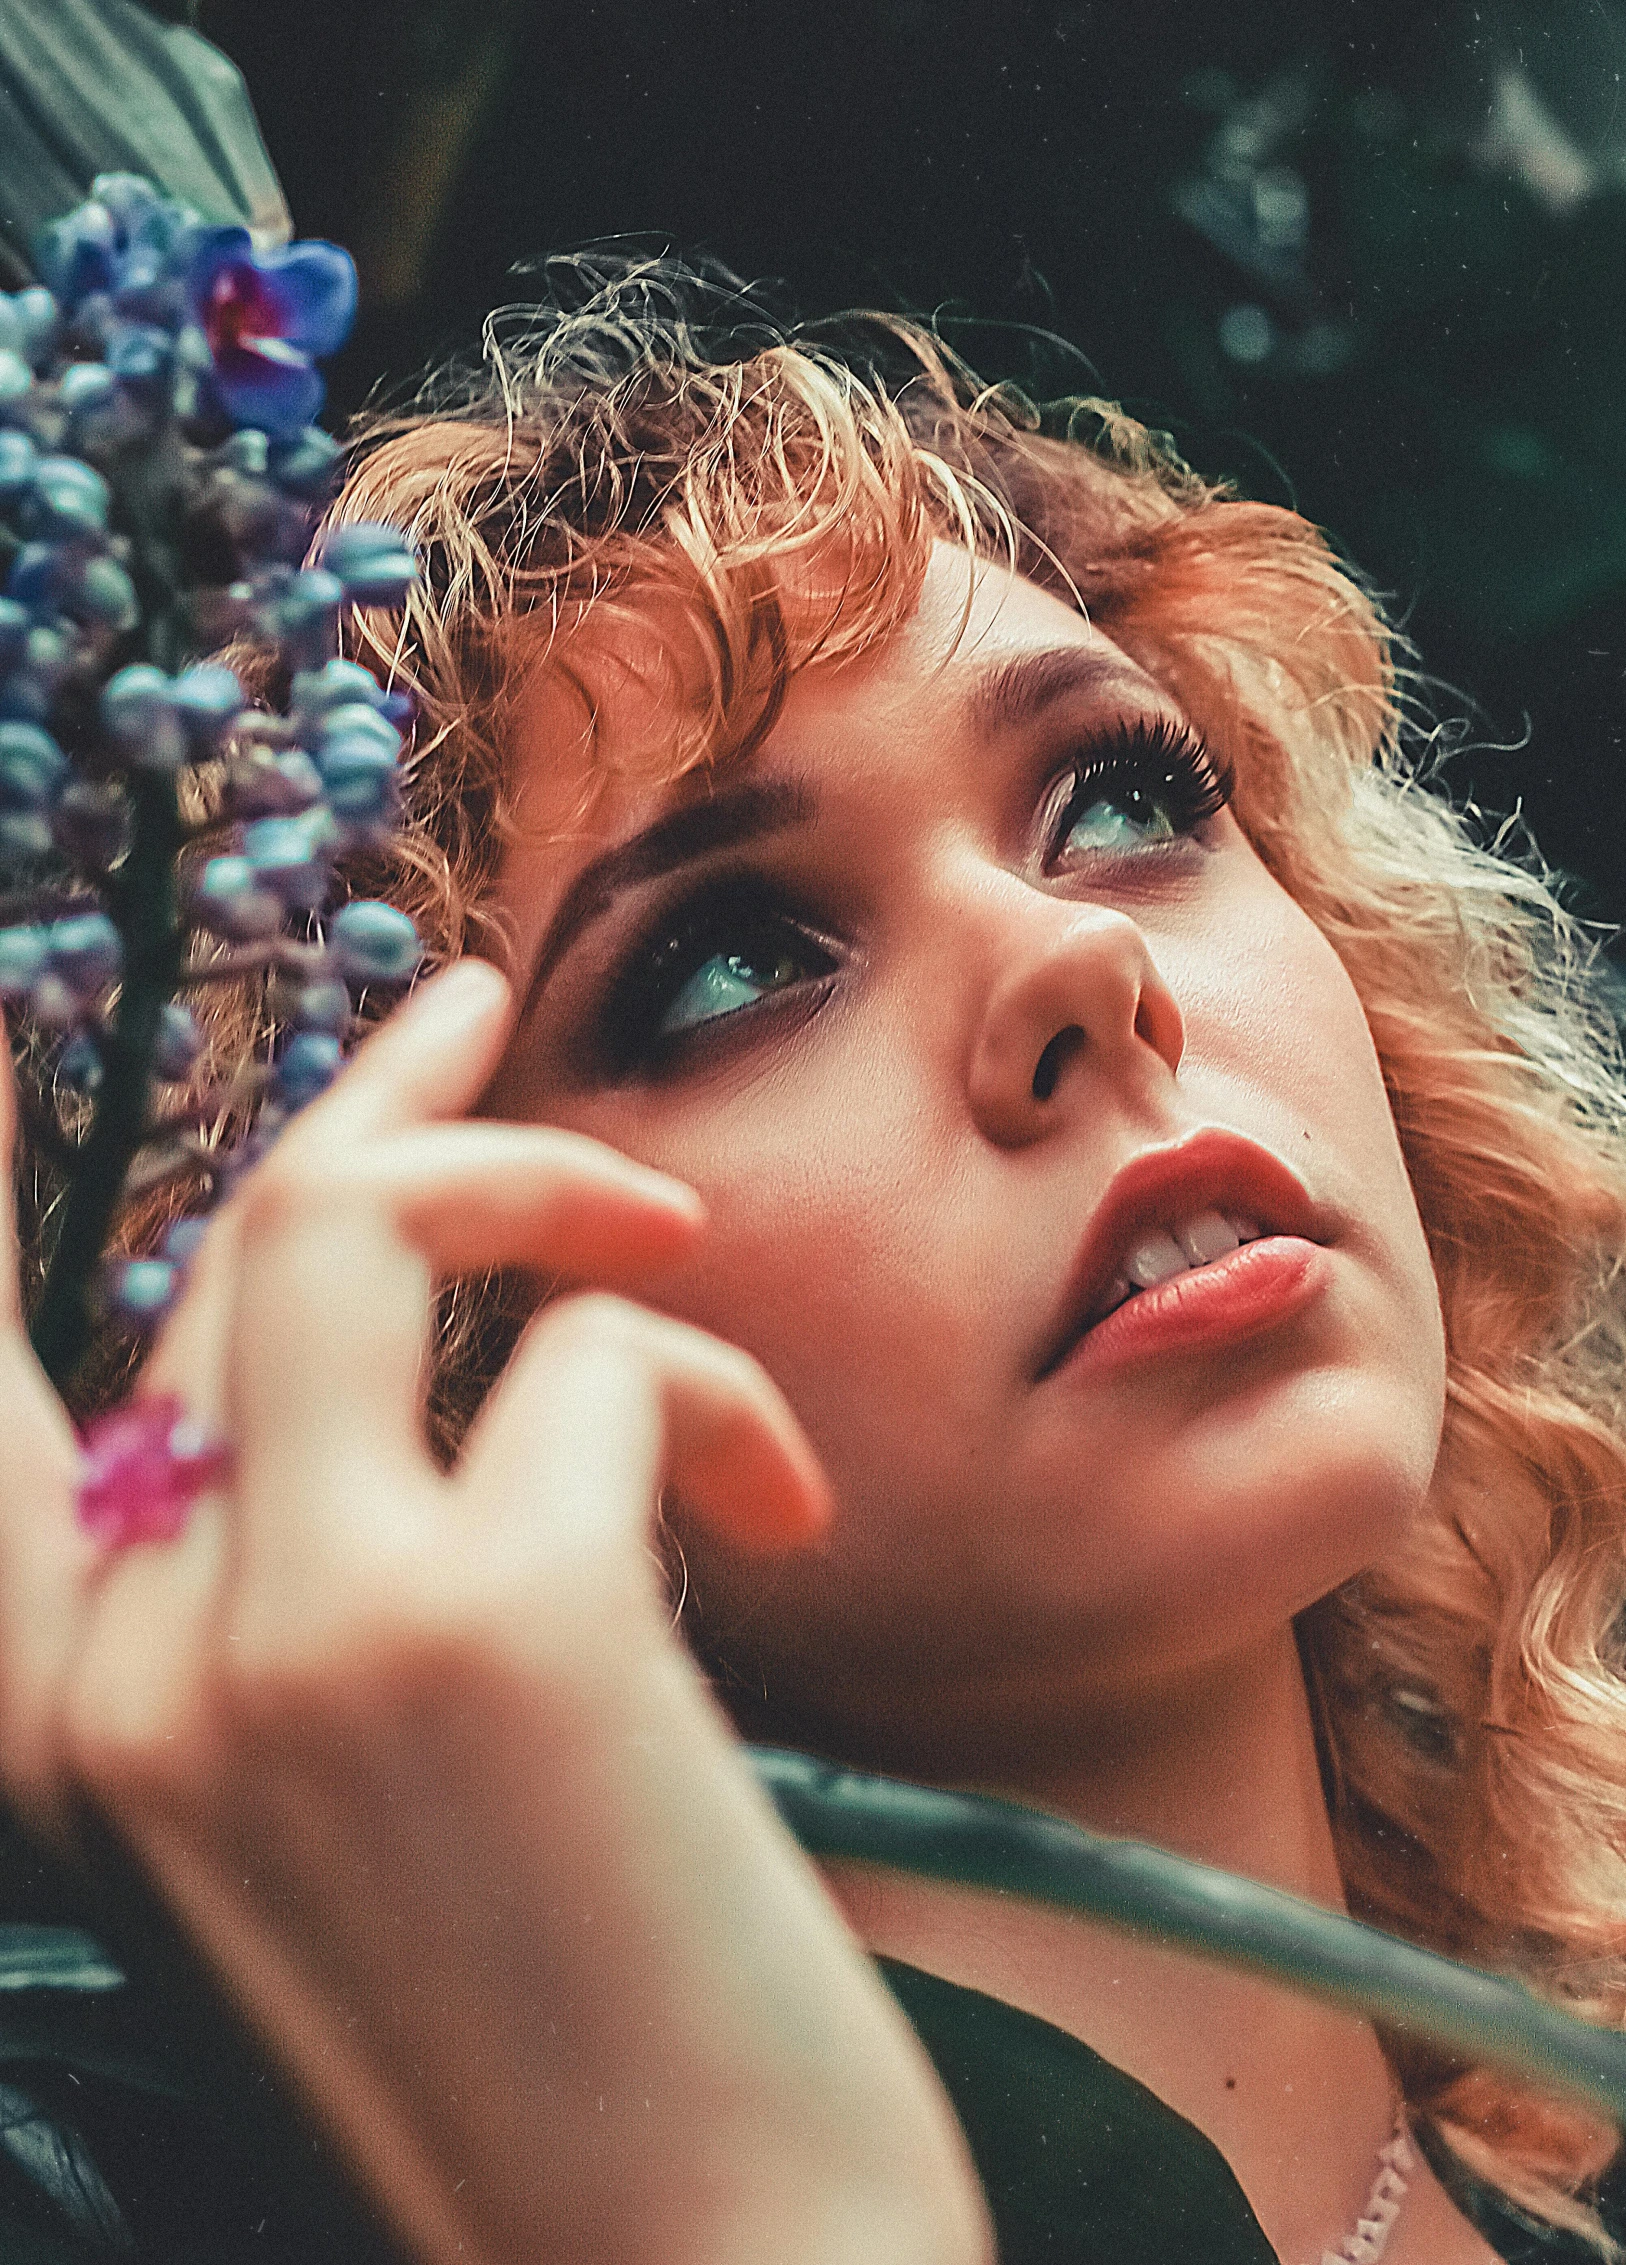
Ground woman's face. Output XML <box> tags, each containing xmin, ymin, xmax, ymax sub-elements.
<box><xmin>486</xmin><ymin>542</ymin><xmax>1447</xmax><ymax>1760</ymax></box>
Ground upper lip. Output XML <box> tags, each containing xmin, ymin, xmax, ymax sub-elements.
<box><xmin>1034</xmin><ymin>1126</ymin><xmax>1329</xmax><ymax>1378</ymax></box>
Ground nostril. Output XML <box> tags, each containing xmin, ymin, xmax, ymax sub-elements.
<box><xmin>1032</xmin><ymin>1025</ymin><xmax>1085</xmax><ymax>1102</ymax></box>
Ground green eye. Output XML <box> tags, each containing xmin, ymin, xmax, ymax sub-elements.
<box><xmin>1058</xmin><ymin>792</ymin><xmax>1180</xmax><ymax>854</ymax></box>
<box><xmin>659</xmin><ymin>945</ymin><xmax>808</xmax><ymax>1035</ymax></box>
<box><xmin>603</xmin><ymin>885</ymin><xmax>840</xmax><ymax>1075</ymax></box>
<box><xmin>1045</xmin><ymin>716</ymin><xmax>1233</xmax><ymax>869</ymax></box>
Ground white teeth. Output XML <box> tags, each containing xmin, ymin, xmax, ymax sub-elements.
<box><xmin>1176</xmin><ymin>1209</ymin><xmax>1241</xmax><ymax>1266</ymax></box>
<box><xmin>1096</xmin><ymin>1209</ymin><xmax>1264</xmax><ymax>1322</ymax></box>
<box><xmin>1125</xmin><ymin>1229</ymin><xmax>1190</xmax><ymax>1290</ymax></box>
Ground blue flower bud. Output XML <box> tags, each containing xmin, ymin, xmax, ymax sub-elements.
<box><xmin>228</xmin><ymin>745</ymin><xmax>325</xmax><ymax>819</ymax></box>
<box><xmin>25</xmin><ymin>625</ymin><xmax>72</xmax><ymax>682</ymax></box>
<box><xmin>267</xmin><ymin>425</ymin><xmax>342</xmax><ymax>501</ymax></box>
<box><xmin>289</xmin><ymin>658</ymin><xmax>387</xmax><ymax>724</ymax></box>
<box><xmin>0</xmin><ymin>351</ymin><xmax>32</xmax><ymax>418</ymax></box>
<box><xmin>34</xmin><ymin>202</ymin><xmax>119</xmax><ymax>306</ymax></box>
<box><xmin>0</xmin><ymin>599</ymin><xmax>30</xmax><ymax>666</ymax></box>
<box><xmin>161</xmin><ymin>1215</ymin><xmax>209</xmax><ymax>1267</ymax></box>
<box><xmin>68</xmin><ymin>555</ymin><xmax>140</xmax><ymax>633</ymax></box>
<box><xmin>56</xmin><ymin>361</ymin><xmax>118</xmax><ymax>424</ymax></box>
<box><xmin>243</xmin><ymin>806</ymin><xmax>338</xmax><ymax>910</ymax></box>
<box><xmin>0</xmin><ymin>677</ymin><xmax>53</xmax><ymax>729</ymax></box>
<box><xmin>316</xmin><ymin>520</ymin><xmax>418</xmax><ymax>606</ymax></box>
<box><xmin>153</xmin><ymin>999</ymin><xmax>202</xmax><ymax>1080</ymax></box>
<box><xmin>269</xmin><ymin>567</ymin><xmax>345</xmax><ymax>671</ymax></box>
<box><xmin>273</xmin><ymin>1030</ymin><xmax>342</xmax><ymax>1109</ymax></box>
<box><xmin>0</xmin><ymin>924</ymin><xmax>48</xmax><ymax>996</ymax></box>
<box><xmin>57</xmin><ymin>1031</ymin><xmax>103</xmax><ymax>1093</ymax></box>
<box><xmin>7</xmin><ymin>544</ymin><xmax>67</xmax><ymax>614</ymax></box>
<box><xmin>105</xmin><ymin>1256</ymin><xmax>178</xmax><ymax>1327</ymax></box>
<box><xmin>0</xmin><ymin>429</ymin><xmax>37</xmax><ymax>499</ymax></box>
<box><xmin>330</xmin><ymin>900</ymin><xmax>420</xmax><ymax>984</ymax></box>
<box><xmin>0</xmin><ymin>811</ymin><xmax>52</xmax><ymax>860</ymax></box>
<box><xmin>107</xmin><ymin>321</ymin><xmax>174</xmax><ymax>396</ymax></box>
<box><xmin>26</xmin><ymin>455</ymin><xmax>111</xmax><ymax>540</ymax></box>
<box><xmin>0</xmin><ymin>625</ymin><xmax>74</xmax><ymax>722</ymax></box>
<box><xmin>27</xmin><ymin>969</ymin><xmax>79</xmax><ymax>1026</ymax></box>
<box><xmin>0</xmin><ymin>721</ymin><xmax>68</xmax><ymax>808</ymax></box>
<box><xmin>64</xmin><ymin>292</ymin><xmax>115</xmax><ymax>358</ymax></box>
<box><xmin>12</xmin><ymin>289</ymin><xmax>59</xmax><ymax>370</ymax></box>
<box><xmin>192</xmin><ymin>854</ymin><xmax>283</xmax><ymax>940</ymax></box>
<box><xmin>220</xmin><ymin>429</ymin><xmax>270</xmax><ymax>477</ymax></box>
<box><xmin>292</xmin><ymin>976</ymin><xmax>350</xmax><ymax>1032</ymax></box>
<box><xmin>47</xmin><ymin>910</ymin><xmax>122</xmax><ymax>992</ymax></box>
<box><xmin>317</xmin><ymin>702</ymin><xmax>401</xmax><ymax>761</ymax></box>
<box><xmin>52</xmin><ymin>777</ymin><xmax>129</xmax><ymax>868</ymax></box>
<box><xmin>319</xmin><ymin>745</ymin><xmax>400</xmax><ymax>832</ymax></box>
<box><xmin>172</xmin><ymin>662</ymin><xmax>245</xmax><ymax>750</ymax></box>
<box><xmin>89</xmin><ymin>173</ymin><xmax>167</xmax><ymax>236</ymax></box>
<box><xmin>101</xmin><ymin>664</ymin><xmax>186</xmax><ymax>771</ymax></box>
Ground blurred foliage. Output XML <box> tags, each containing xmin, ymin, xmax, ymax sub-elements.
<box><xmin>195</xmin><ymin>0</ymin><xmax>1626</xmax><ymax>923</ymax></box>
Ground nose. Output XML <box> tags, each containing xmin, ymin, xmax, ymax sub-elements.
<box><xmin>966</xmin><ymin>898</ymin><xmax>1185</xmax><ymax>1147</ymax></box>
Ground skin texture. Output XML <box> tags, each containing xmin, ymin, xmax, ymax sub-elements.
<box><xmin>489</xmin><ymin>543</ymin><xmax>1447</xmax><ymax>1740</ymax></box>
<box><xmin>0</xmin><ymin>973</ymin><xmax>995</xmax><ymax>2265</ymax></box>
<box><xmin>0</xmin><ymin>541</ymin><xmax>1500</xmax><ymax>2263</ymax></box>
<box><xmin>484</xmin><ymin>543</ymin><xmax>1505</xmax><ymax>2262</ymax></box>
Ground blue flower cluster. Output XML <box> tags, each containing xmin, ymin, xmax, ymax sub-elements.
<box><xmin>30</xmin><ymin>171</ymin><xmax>356</xmax><ymax>438</ymax></box>
<box><xmin>2</xmin><ymin>179</ymin><xmax>427</xmax><ymax>1350</ymax></box>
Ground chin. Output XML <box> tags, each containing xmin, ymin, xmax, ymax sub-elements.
<box><xmin>1116</xmin><ymin>1363</ymin><xmax>1444</xmax><ymax>1675</ymax></box>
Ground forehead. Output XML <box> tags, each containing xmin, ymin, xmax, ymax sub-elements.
<box><xmin>496</xmin><ymin>542</ymin><xmax>1163</xmax><ymax>936</ymax></box>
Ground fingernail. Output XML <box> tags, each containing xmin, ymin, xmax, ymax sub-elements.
<box><xmin>656</xmin><ymin>1181</ymin><xmax>707</xmax><ymax>1226</ymax></box>
<box><xmin>627</xmin><ymin>1170</ymin><xmax>705</xmax><ymax>1224</ymax></box>
<box><xmin>416</xmin><ymin>958</ymin><xmax>510</xmax><ymax>1023</ymax></box>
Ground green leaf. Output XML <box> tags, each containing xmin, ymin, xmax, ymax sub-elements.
<box><xmin>0</xmin><ymin>0</ymin><xmax>290</xmax><ymax>288</ymax></box>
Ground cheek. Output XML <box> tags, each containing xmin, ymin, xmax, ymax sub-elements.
<box><xmin>562</xmin><ymin>1041</ymin><xmax>987</xmax><ymax>1497</ymax></box>
<box><xmin>1168</xmin><ymin>866</ymin><xmax>1449</xmax><ymax>1490</ymax></box>
<box><xmin>1178</xmin><ymin>871</ymin><xmax>1422</xmax><ymax>1237</ymax></box>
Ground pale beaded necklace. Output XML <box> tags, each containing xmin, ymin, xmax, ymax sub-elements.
<box><xmin>1314</xmin><ymin>2115</ymin><xmax>1415</xmax><ymax>2265</ymax></box>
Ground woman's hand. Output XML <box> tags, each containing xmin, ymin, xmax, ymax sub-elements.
<box><xmin>0</xmin><ymin>965</ymin><xmax>992</xmax><ymax>2265</ymax></box>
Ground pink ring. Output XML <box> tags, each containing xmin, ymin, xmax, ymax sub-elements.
<box><xmin>76</xmin><ymin>1394</ymin><xmax>233</xmax><ymax>1547</ymax></box>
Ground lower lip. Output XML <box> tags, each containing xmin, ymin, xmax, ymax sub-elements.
<box><xmin>1056</xmin><ymin>1236</ymin><xmax>1330</xmax><ymax>1377</ymax></box>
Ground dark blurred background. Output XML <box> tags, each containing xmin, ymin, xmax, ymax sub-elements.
<box><xmin>192</xmin><ymin>0</ymin><xmax>1626</xmax><ymax>927</ymax></box>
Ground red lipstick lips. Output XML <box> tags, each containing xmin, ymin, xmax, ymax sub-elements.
<box><xmin>1035</xmin><ymin>1127</ymin><xmax>1331</xmax><ymax>1380</ymax></box>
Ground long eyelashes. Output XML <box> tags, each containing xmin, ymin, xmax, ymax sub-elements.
<box><xmin>597</xmin><ymin>878</ymin><xmax>837</xmax><ymax>1075</ymax></box>
<box><xmin>595</xmin><ymin>713</ymin><xmax>1232</xmax><ymax>1077</ymax></box>
<box><xmin>1043</xmin><ymin>715</ymin><xmax>1234</xmax><ymax>866</ymax></box>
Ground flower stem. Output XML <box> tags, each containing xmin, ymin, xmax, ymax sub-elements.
<box><xmin>30</xmin><ymin>772</ymin><xmax>184</xmax><ymax>1391</ymax></box>
<box><xmin>753</xmin><ymin>1747</ymin><xmax>1626</xmax><ymax>2121</ymax></box>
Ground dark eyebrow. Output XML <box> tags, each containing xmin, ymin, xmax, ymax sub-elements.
<box><xmin>966</xmin><ymin>645</ymin><xmax>1137</xmax><ymax>738</ymax></box>
<box><xmin>520</xmin><ymin>775</ymin><xmax>815</xmax><ymax>1022</ymax></box>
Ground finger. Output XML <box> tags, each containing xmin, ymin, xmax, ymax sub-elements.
<box><xmin>369</xmin><ymin>1122</ymin><xmax>705</xmax><ymax>1275</ymax></box>
<box><xmin>147</xmin><ymin>1125</ymin><xmax>702</xmax><ymax>1434</ymax></box>
<box><xmin>0</xmin><ymin>1020</ymin><xmax>106</xmax><ymax>1819</ymax></box>
<box><xmin>53</xmin><ymin>1500</ymin><xmax>229</xmax><ymax>1813</ymax></box>
<box><xmin>457</xmin><ymin>1294</ymin><xmax>833</xmax><ymax>1559</ymax></box>
<box><xmin>137</xmin><ymin>959</ymin><xmax>514</xmax><ymax>1430</ymax></box>
<box><xmin>227</xmin><ymin>1163</ymin><xmax>433</xmax><ymax>1524</ymax></box>
<box><xmin>0</xmin><ymin>1345</ymin><xmax>99</xmax><ymax>1825</ymax></box>
<box><xmin>139</xmin><ymin>1198</ymin><xmax>246</xmax><ymax>1431</ymax></box>
<box><xmin>0</xmin><ymin>1013</ymin><xmax>20</xmax><ymax>1334</ymax></box>
<box><xmin>292</xmin><ymin>955</ymin><xmax>514</xmax><ymax>1146</ymax></box>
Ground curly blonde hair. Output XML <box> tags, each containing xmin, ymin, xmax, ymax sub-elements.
<box><xmin>293</xmin><ymin>254</ymin><xmax>1626</xmax><ymax>2243</ymax></box>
